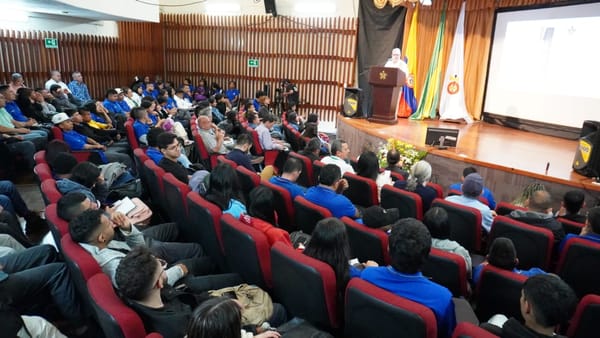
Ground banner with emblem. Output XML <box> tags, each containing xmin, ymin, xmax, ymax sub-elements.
<box><xmin>397</xmin><ymin>5</ymin><xmax>419</xmax><ymax>118</ymax></box>
<box><xmin>439</xmin><ymin>1</ymin><xmax>472</xmax><ymax>123</ymax></box>
<box><xmin>411</xmin><ymin>2</ymin><xmax>447</xmax><ymax>120</ymax></box>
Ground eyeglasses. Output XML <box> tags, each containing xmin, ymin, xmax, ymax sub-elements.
<box><xmin>166</xmin><ymin>143</ymin><xmax>181</xmax><ymax>151</ymax></box>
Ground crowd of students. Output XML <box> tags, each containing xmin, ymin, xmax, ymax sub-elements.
<box><xmin>0</xmin><ymin>71</ymin><xmax>595</xmax><ymax>338</ymax></box>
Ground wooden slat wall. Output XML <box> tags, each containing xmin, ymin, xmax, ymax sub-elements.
<box><xmin>0</xmin><ymin>22</ymin><xmax>163</xmax><ymax>100</ymax></box>
<box><xmin>162</xmin><ymin>14</ymin><xmax>358</xmax><ymax>123</ymax></box>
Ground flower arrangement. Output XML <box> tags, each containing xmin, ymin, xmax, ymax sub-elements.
<box><xmin>377</xmin><ymin>138</ymin><xmax>427</xmax><ymax>171</ymax></box>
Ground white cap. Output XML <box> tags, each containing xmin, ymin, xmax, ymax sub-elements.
<box><xmin>52</xmin><ymin>112</ymin><xmax>70</xmax><ymax>124</ymax></box>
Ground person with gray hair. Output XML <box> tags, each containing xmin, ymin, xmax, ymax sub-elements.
<box><xmin>44</xmin><ymin>70</ymin><xmax>69</xmax><ymax>93</ymax></box>
<box><xmin>509</xmin><ymin>190</ymin><xmax>565</xmax><ymax>244</ymax></box>
<box><xmin>384</xmin><ymin>47</ymin><xmax>408</xmax><ymax>77</ymax></box>
<box><xmin>445</xmin><ymin>173</ymin><xmax>496</xmax><ymax>233</ymax></box>
<box><xmin>9</xmin><ymin>73</ymin><xmax>24</xmax><ymax>93</ymax></box>
<box><xmin>67</xmin><ymin>71</ymin><xmax>92</xmax><ymax>102</ymax></box>
<box><xmin>394</xmin><ymin>160</ymin><xmax>437</xmax><ymax>211</ymax></box>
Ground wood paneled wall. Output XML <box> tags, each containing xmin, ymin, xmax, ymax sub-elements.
<box><xmin>162</xmin><ymin>14</ymin><xmax>358</xmax><ymax>122</ymax></box>
<box><xmin>0</xmin><ymin>22</ymin><xmax>163</xmax><ymax>99</ymax></box>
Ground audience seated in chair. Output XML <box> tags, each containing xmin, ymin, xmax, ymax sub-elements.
<box><xmin>239</xmin><ymin>186</ymin><xmax>293</xmax><ymax>247</ymax></box>
<box><xmin>511</xmin><ymin>182</ymin><xmax>546</xmax><ymax>208</ymax></box>
<box><xmin>115</xmin><ymin>247</ymin><xmax>241</xmax><ymax>338</ymax></box>
<box><xmin>508</xmin><ymin>190</ymin><xmax>565</xmax><ymax>245</ymax></box>
<box><xmin>56</xmin><ymin>161</ymin><xmax>107</xmax><ymax>204</ymax></box>
<box><xmin>559</xmin><ymin>205</ymin><xmax>600</xmax><ymax>251</ymax></box>
<box><xmin>356</xmin><ymin>150</ymin><xmax>392</xmax><ymax>199</ymax></box>
<box><xmin>256</xmin><ymin>114</ymin><xmax>288</xmax><ymax>151</ymax></box>
<box><xmin>299</xmin><ymin>137</ymin><xmax>321</xmax><ymax>163</ymax></box>
<box><xmin>133</xmin><ymin>106</ymin><xmax>165</xmax><ymax>147</ymax></box>
<box><xmin>394</xmin><ymin>160</ymin><xmax>437</xmax><ymax>212</ymax></box>
<box><xmin>197</xmin><ymin>114</ymin><xmax>230</xmax><ymax>155</ymax></box>
<box><xmin>304</xmin><ymin>218</ymin><xmax>377</xmax><ymax>305</ymax></box>
<box><xmin>385</xmin><ymin>148</ymin><xmax>409</xmax><ymax>180</ymax></box>
<box><xmin>269</xmin><ymin>157</ymin><xmax>306</xmax><ymax>200</ymax></box>
<box><xmin>423</xmin><ymin>207</ymin><xmax>472</xmax><ymax>277</ymax></box>
<box><xmin>185</xmin><ymin>296</ymin><xmax>281</xmax><ymax>338</ymax></box>
<box><xmin>157</xmin><ymin>132</ymin><xmax>191</xmax><ymax>184</ymax></box>
<box><xmin>304</xmin><ymin>164</ymin><xmax>361</xmax><ymax>220</ymax></box>
<box><xmin>445</xmin><ymin>173</ymin><xmax>495</xmax><ymax>233</ymax></box>
<box><xmin>448</xmin><ymin>167</ymin><xmax>496</xmax><ymax>209</ymax></box>
<box><xmin>362</xmin><ymin>205</ymin><xmax>400</xmax><ymax>232</ymax></box>
<box><xmin>226</xmin><ymin>133</ymin><xmax>264</xmax><ymax>172</ymax></box>
<box><xmin>321</xmin><ymin>139</ymin><xmax>354</xmax><ymax>175</ymax></box>
<box><xmin>555</xmin><ymin>190</ymin><xmax>586</xmax><ymax>224</ymax></box>
<box><xmin>482</xmin><ymin>274</ymin><xmax>577</xmax><ymax>338</ymax></box>
<box><xmin>68</xmin><ymin>208</ymin><xmax>211</xmax><ymax>288</ymax></box>
<box><xmin>473</xmin><ymin>237</ymin><xmax>546</xmax><ymax>285</ymax></box>
<box><xmin>146</xmin><ymin>127</ymin><xmax>193</xmax><ymax>169</ymax></box>
<box><xmin>360</xmin><ymin>217</ymin><xmax>456</xmax><ymax>338</ymax></box>
<box><xmin>205</xmin><ymin>163</ymin><xmax>247</xmax><ymax>218</ymax></box>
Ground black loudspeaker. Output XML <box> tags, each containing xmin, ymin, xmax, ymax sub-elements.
<box><xmin>573</xmin><ymin>120</ymin><xmax>600</xmax><ymax>177</ymax></box>
<box><xmin>263</xmin><ymin>84</ymin><xmax>271</xmax><ymax>98</ymax></box>
<box><xmin>264</xmin><ymin>0</ymin><xmax>277</xmax><ymax>17</ymax></box>
<box><xmin>343</xmin><ymin>88</ymin><xmax>362</xmax><ymax>118</ymax></box>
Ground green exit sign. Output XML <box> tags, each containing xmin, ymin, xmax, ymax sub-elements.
<box><xmin>248</xmin><ymin>58</ymin><xmax>259</xmax><ymax>68</ymax></box>
<box><xmin>44</xmin><ymin>37</ymin><xmax>58</xmax><ymax>49</ymax></box>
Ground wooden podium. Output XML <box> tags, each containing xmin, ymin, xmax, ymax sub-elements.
<box><xmin>368</xmin><ymin>66</ymin><xmax>406</xmax><ymax>124</ymax></box>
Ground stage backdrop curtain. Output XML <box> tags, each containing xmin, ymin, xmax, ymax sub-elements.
<box><xmin>401</xmin><ymin>0</ymin><xmax>574</xmax><ymax>121</ymax></box>
<box><xmin>357</xmin><ymin>1</ymin><xmax>407</xmax><ymax>118</ymax></box>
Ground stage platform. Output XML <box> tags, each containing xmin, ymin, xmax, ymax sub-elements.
<box><xmin>336</xmin><ymin>115</ymin><xmax>600</xmax><ymax>206</ymax></box>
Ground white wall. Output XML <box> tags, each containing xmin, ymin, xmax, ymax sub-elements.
<box><xmin>159</xmin><ymin>0</ymin><xmax>359</xmax><ymax>17</ymax></box>
<box><xmin>57</xmin><ymin>0</ymin><xmax>160</xmax><ymax>22</ymax></box>
<box><xmin>0</xmin><ymin>14</ymin><xmax>118</xmax><ymax>37</ymax></box>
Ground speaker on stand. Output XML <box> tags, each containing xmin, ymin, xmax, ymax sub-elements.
<box><xmin>573</xmin><ymin>120</ymin><xmax>600</xmax><ymax>178</ymax></box>
<box><xmin>343</xmin><ymin>88</ymin><xmax>363</xmax><ymax>118</ymax></box>
<box><xmin>264</xmin><ymin>0</ymin><xmax>278</xmax><ymax>17</ymax></box>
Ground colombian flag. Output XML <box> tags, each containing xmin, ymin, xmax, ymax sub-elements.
<box><xmin>397</xmin><ymin>6</ymin><xmax>419</xmax><ymax>118</ymax></box>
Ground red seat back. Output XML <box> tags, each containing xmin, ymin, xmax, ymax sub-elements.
<box><xmin>431</xmin><ymin>198</ymin><xmax>482</xmax><ymax>252</ymax></box>
<box><xmin>186</xmin><ymin>191</ymin><xmax>227</xmax><ymax>271</ymax></box>
<box><xmin>495</xmin><ymin>201</ymin><xmax>526</xmax><ymax>216</ymax></box>
<box><xmin>289</xmin><ymin>151</ymin><xmax>314</xmax><ymax>187</ymax></box>
<box><xmin>260</xmin><ymin>179</ymin><xmax>295</xmax><ymax>232</ymax></box>
<box><xmin>343</xmin><ymin>172</ymin><xmax>379</xmax><ymax>207</ymax></box>
<box><xmin>34</xmin><ymin>163</ymin><xmax>53</xmax><ymax>182</ymax></box>
<box><xmin>567</xmin><ymin>294</ymin><xmax>600</xmax><ymax>338</ymax></box>
<box><xmin>342</xmin><ymin>216</ymin><xmax>390</xmax><ymax>266</ymax></box>
<box><xmin>271</xmin><ymin>242</ymin><xmax>339</xmax><ymax>329</ymax></box>
<box><xmin>125</xmin><ymin>120</ymin><xmax>140</xmax><ymax>150</ymax></box>
<box><xmin>293</xmin><ymin>196</ymin><xmax>333</xmax><ymax>234</ymax></box>
<box><xmin>87</xmin><ymin>273</ymin><xmax>159</xmax><ymax>338</ymax></box>
<box><xmin>422</xmin><ymin>248</ymin><xmax>469</xmax><ymax>298</ymax></box>
<box><xmin>235</xmin><ymin>165</ymin><xmax>260</xmax><ymax>203</ymax></box>
<box><xmin>489</xmin><ymin>216</ymin><xmax>554</xmax><ymax>270</ymax></box>
<box><xmin>221</xmin><ymin>214</ymin><xmax>272</xmax><ymax>289</ymax></box>
<box><xmin>41</xmin><ymin>179</ymin><xmax>62</xmax><ymax>205</ymax></box>
<box><xmin>345</xmin><ymin>278</ymin><xmax>437</xmax><ymax>338</ymax></box>
<box><xmin>61</xmin><ymin>234</ymin><xmax>102</xmax><ymax>282</ymax></box>
<box><xmin>162</xmin><ymin>173</ymin><xmax>190</xmax><ymax>225</ymax></box>
<box><xmin>557</xmin><ymin>217</ymin><xmax>585</xmax><ymax>235</ymax></box>
<box><xmin>45</xmin><ymin>203</ymin><xmax>69</xmax><ymax>237</ymax></box>
<box><xmin>192</xmin><ymin>127</ymin><xmax>218</xmax><ymax>169</ymax></box>
<box><xmin>381</xmin><ymin>184</ymin><xmax>424</xmax><ymax>220</ymax></box>
<box><xmin>217</xmin><ymin>155</ymin><xmax>238</xmax><ymax>168</ymax></box>
<box><xmin>475</xmin><ymin>265</ymin><xmax>528</xmax><ymax>322</ymax></box>
<box><xmin>34</xmin><ymin>150</ymin><xmax>47</xmax><ymax>164</ymax></box>
<box><xmin>143</xmin><ymin>160</ymin><xmax>166</xmax><ymax>212</ymax></box>
<box><xmin>556</xmin><ymin>237</ymin><xmax>600</xmax><ymax>298</ymax></box>
<box><xmin>426</xmin><ymin>182</ymin><xmax>444</xmax><ymax>198</ymax></box>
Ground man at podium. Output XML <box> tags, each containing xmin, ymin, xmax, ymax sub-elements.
<box><xmin>384</xmin><ymin>48</ymin><xmax>408</xmax><ymax>77</ymax></box>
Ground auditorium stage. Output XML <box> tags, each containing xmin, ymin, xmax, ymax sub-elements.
<box><xmin>336</xmin><ymin>115</ymin><xmax>600</xmax><ymax>205</ymax></box>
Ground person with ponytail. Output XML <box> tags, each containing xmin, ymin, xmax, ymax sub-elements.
<box><xmin>393</xmin><ymin>160</ymin><xmax>437</xmax><ymax>211</ymax></box>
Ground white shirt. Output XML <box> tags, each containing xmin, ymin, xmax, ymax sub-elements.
<box><xmin>321</xmin><ymin>155</ymin><xmax>355</xmax><ymax>175</ymax></box>
<box><xmin>45</xmin><ymin>79</ymin><xmax>69</xmax><ymax>91</ymax></box>
<box><xmin>384</xmin><ymin>59</ymin><xmax>408</xmax><ymax>77</ymax></box>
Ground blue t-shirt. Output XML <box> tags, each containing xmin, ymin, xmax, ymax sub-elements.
<box><xmin>133</xmin><ymin>120</ymin><xmax>150</xmax><ymax>143</ymax></box>
<box><xmin>472</xmin><ymin>263</ymin><xmax>546</xmax><ymax>285</ymax></box>
<box><xmin>166</xmin><ymin>97</ymin><xmax>177</xmax><ymax>109</ymax></box>
<box><xmin>103</xmin><ymin>99</ymin><xmax>125</xmax><ymax>115</ymax></box>
<box><xmin>117</xmin><ymin>100</ymin><xmax>131</xmax><ymax>113</ymax></box>
<box><xmin>361</xmin><ymin>266</ymin><xmax>456</xmax><ymax>338</ymax></box>
<box><xmin>147</xmin><ymin>147</ymin><xmax>163</xmax><ymax>164</ymax></box>
<box><xmin>559</xmin><ymin>233</ymin><xmax>600</xmax><ymax>252</ymax></box>
<box><xmin>269</xmin><ymin>176</ymin><xmax>305</xmax><ymax>200</ymax></box>
<box><xmin>5</xmin><ymin>102</ymin><xmax>27</xmax><ymax>122</ymax></box>
<box><xmin>224</xmin><ymin>199</ymin><xmax>247</xmax><ymax>218</ymax></box>
<box><xmin>91</xmin><ymin>112</ymin><xmax>107</xmax><ymax>124</ymax></box>
<box><xmin>226</xmin><ymin>88</ymin><xmax>240</xmax><ymax>102</ymax></box>
<box><xmin>226</xmin><ymin>149</ymin><xmax>254</xmax><ymax>171</ymax></box>
<box><xmin>62</xmin><ymin>130</ymin><xmax>88</xmax><ymax>150</ymax></box>
<box><xmin>448</xmin><ymin>182</ymin><xmax>496</xmax><ymax>210</ymax></box>
<box><xmin>304</xmin><ymin>185</ymin><xmax>356</xmax><ymax>219</ymax></box>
